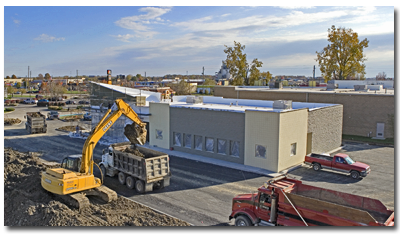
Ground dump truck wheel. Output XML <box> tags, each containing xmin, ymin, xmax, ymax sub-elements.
<box><xmin>118</xmin><ymin>172</ymin><xmax>126</xmax><ymax>185</ymax></box>
<box><xmin>100</xmin><ymin>165</ymin><xmax>106</xmax><ymax>181</ymax></box>
<box><xmin>235</xmin><ymin>215</ymin><xmax>252</xmax><ymax>226</ymax></box>
<box><xmin>313</xmin><ymin>163</ymin><xmax>321</xmax><ymax>171</ymax></box>
<box><xmin>135</xmin><ymin>180</ymin><xmax>145</xmax><ymax>194</ymax></box>
<box><xmin>351</xmin><ymin>171</ymin><xmax>360</xmax><ymax>179</ymax></box>
<box><xmin>126</xmin><ymin>176</ymin><xmax>135</xmax><ymax>189</ymax></box>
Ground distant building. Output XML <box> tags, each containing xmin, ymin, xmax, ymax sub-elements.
<box><xmin>216</xmin><ymin>61</ymin><xmax>231</xmax><ymax>82</ymax></box>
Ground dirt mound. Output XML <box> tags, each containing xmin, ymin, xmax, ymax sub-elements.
<box><xmin>123</xmin><ymin>146</ymin><xmax>145</xmax><ymax>158</ymax></box>
<box><xmin>4</xmin><ymin>118</ymin><xmax>22</xmax><ymax>125</ymax></box>
<box><xmin>4</xmin><ymin>148</ymin><xmax>190</xmax><ymax>226</ymax></box>
<box><xmin>28</xmin><ymin>112</ymin><xmax>42</xmax><ymax>118</ymax></box>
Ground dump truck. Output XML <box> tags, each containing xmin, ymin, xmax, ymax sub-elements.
<box><xmin>25</xmin><ymin>112</ymin><xmax>47</xmax><ymax>134</ymax></box>
<box><xmin>229</xmin><ymin>175</ymin><xmax>394</xmax><ymax>226</ymax></box>
<box><xmin>100</xmin><ymin>142</ymin><xmax>171</xmax><ymax>193</ymax></box>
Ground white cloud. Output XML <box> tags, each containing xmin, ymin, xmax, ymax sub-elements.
<box><xmin>13</xmin><ymin>19</ymin><xmax>20</xmax><ymax>25</ymax></box>
<box><xmin>114</xmin><ymin>6</ymin><xmax>172</xmax><ymax>42</ymax></box>
<box><xmin>277</xmin><ymin>6</ymin><xmax>316</xmax><ymax>9</ymax></box>
<box><xmin>221</xmin><ymin>13</ymin><xmax>231</xmax><ymax>17</ymax></box>
<box><xmin>34</xmin><ymin>34</ymin><xmax>65</xmax><ymax>43</ymax></box>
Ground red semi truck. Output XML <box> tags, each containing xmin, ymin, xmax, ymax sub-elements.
<box><xmin>304</xmin><ymin>153</ymin><xmax>370</xmax><ymax>179</ymax></box>
<box><xmin>229</xmin><ymin>175</ymin><xmax>394</xmax><ymax>226</ymax></box>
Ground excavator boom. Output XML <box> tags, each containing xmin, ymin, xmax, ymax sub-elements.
<box><xmin>41</xmin><ymin>99</ymin><xmax>147</xmax><ymax>209</ymax></box>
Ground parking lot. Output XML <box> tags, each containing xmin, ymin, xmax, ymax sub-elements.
<box><xmin>288</xmin><ymin>142</ymin><xmax>394</xmax><ymax>210</ymax></box>
<box><xmin>4</xmin><ymin>103</ymin><xmax>395</xmax><ymax>225</ymax></box>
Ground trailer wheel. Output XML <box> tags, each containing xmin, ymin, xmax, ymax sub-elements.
<box><xmin>235</xmin><ymin>215</ymin><xmax>252</xmax><ymax>226</ymax></box>
<box><xmin>350</xmin><ymin>171</ymin><xmax>360</xmax><ymax>179</ymax></box>
<box><xmin>118</xmin><ymin>172</ymin><xmax>126</xmax><ymax>185</ymax></box>
<box><xmin>135</xmin><ymin>180</ymin><xmax>145</xmax><ymax>194</ymax></box>
<box><xmin>126</xmin><ymin>176</ymin><xmax>135</xmax><ymax>189</ymax></box>
<box><xmin>312</xmin><ymin>163</ymin><xmax>321</xmax><ymax>171</ymax></box>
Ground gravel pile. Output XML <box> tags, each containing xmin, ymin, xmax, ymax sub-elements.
<box><xmin>4</xmin><ymin>118</ymin><xmax>22</xmax><ymax>125</ymax></box>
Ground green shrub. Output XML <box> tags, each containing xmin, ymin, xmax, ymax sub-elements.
<box><xmin>5</xmin><ymin>107</ymin><xmax>15</xmax><ymax>112</ymax></box>
<box><xmin>77</xmin><ymin>105</ymin><xmax>83</xmax><ymax>109</ymax></box>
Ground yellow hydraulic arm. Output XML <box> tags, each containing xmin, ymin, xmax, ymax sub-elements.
<box><xmin>80</xmin><ymin>99</ymin><xmax>147</xmax><ymax>175</ymax></box>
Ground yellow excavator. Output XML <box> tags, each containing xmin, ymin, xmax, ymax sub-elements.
<box><xmin>41</xmin><ymin>99</ymin><xmax>147</xmax><ymax>209</ymax></box>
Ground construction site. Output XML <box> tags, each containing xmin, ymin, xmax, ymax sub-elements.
<box><xmin>3</xmin><ymin>81</ymin><xmax>395</xmax><ymax>227</ymax></box>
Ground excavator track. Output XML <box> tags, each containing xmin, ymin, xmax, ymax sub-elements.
<box><xmin>86</xmin><ymin>185</ymin><xmax>118</xmax><ymax>203</ymax></box>
<box><xmin>58</xmin><ymin>186</ymin><xmax>117</xmax><ymax>210</ymax></box>
<box><xmin>60</xmin><ymin>193</ymin><xmax>90</xmax><ymax>211</ymax></box>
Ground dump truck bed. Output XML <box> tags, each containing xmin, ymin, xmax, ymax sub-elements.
<box><xmin>274</xmin><ymin>179</ymin><xmax>394</xmax><ymax>225</ymax></box>
<box><xmin>110</xmin><ymin>142</ymin><xmax>170</xmax><ymax>183</ymax></box>
<box><xmin>25</xmin><ymin>112</ymin><xmax>47</xmax><ymax>134</ymax></box>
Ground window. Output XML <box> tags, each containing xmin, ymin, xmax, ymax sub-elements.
<box><xmin>173</xmin><ymin>132</ymin><xmax>181</xmax><ymax>146</ymax></box>
<box><xmin>184</xmin><ymin>134</ymin><xmax>192</xmax><ymax>148</ymax></box>
<box><xmin>230</xmin><ymin>141</ymin><xmax>240</xmax><ymax>157</ymax></box>
<box><xmin>217</xmin><ymin>139</ymin><xmax>227</xmax><ymax>155</ymax></box>
<box><xmin>195</xmin><ymin>135</ymin><xmax>202</xmax><ymax>150</ymax></box>
<box><xmin>255</xmin><ymin>145</ymin><xmax>267</xmax><ymax>158</ymax></box>
<box><xmin>205</xmin><ymin>137</ymin><xmax>214</xmax><ymax>152</ymax></box>
<box><xmin>290</xmin><ymin>143</ymin><xmax>297</xmax><ymax>156</ymax></box>
<box><xmin>155</xmin><ymin>129</ymin><xmax>163</xmax><ymax>140</ymax></box>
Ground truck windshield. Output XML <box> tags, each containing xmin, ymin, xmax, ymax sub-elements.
<box><xmin>345</xmin><ymin>157</ymin><xmax>355</xmax><ymax>165</ymax></box>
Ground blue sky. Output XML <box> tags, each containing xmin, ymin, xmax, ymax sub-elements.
<box><xmin>3</xmin><ymin>4</ymin><xmax>396</xmax><ymax>78</ymax></box>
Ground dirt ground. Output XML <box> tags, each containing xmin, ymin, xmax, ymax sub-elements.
<box><xmin>4</xmin><ymin>148</ymin><xmax>191</xmax><ymax>226</ymax></box>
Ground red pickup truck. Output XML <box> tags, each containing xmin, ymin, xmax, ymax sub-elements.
<box><xmin>304</xmin><ymin>153</ymin><xmax>370</xmax><ymax>179</ymax></box>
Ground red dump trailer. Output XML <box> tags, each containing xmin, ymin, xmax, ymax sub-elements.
<box><xmin>229</xmin><ymin>175</ymin><xmax>394</xmax><ymax>226</ymax></box>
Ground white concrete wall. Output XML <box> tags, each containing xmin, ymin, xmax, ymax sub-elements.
<box><xmin>149</xmin><ymin>102</ymin><xmax>170</xmax><ymax>149</ymax></box>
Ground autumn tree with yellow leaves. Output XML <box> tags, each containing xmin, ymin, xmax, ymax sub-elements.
<box><xmin>316</xmin><ymin>25</ymin><xmax>369</xmax><ymax>82</ymax></box>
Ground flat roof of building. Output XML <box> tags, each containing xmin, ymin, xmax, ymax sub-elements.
<box><xmin>166</xmin><ymin>96</ymin><xmax>338</xmax><ymax>113</ymax></box>
<box><xmin>232</xmin><ymin>86</ymin><xmax>394</xmax><ymax>96</ymax></box>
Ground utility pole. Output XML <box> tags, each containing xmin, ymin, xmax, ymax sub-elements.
<box><xmin>202</xmin><ymin>66</ymin><xmax>205</xmax><ymax>79</ymax></box>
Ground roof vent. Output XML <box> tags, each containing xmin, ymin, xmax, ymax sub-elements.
<box><xmin>273</xmin><ymin>100</ymin><xmax>292</xmax><ymax>110</ymax></box>
<box><xmin>186</xmin><ymin>96</ymin><xmax>203</xmax><ymax>104</ymax></box>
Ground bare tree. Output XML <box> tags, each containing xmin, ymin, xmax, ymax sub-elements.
<box><xmin>376</xmin><ymin>72</ymin><xmax>387</xmax><ymax>80</ymax></box>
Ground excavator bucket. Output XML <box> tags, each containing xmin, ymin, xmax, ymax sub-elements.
<box><xmin>124</xmin><ymin>123</ymin><xmax>147</xmax><ymax>145</ymax></box>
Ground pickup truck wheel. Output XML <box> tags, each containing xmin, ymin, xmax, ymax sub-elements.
<box><xmin>312</xmin><ymin>163</ymin><xmax>321</xmax><ymax>171</ymax></box>
<box><xmin>126</xmin><ymin>176</ymin><xmax>135</xmax><ymax>189</ymax></box>
<box><xmin>135</xmin><ymin>180</ymin><xmax>145</xmax><ymax>194</ymax></box>
<box><xmin>118</xmin><ymin>172</ymin><xmax>126</xmax><ymax>185</ymax></box>
<box><xmin>351</xmin><ymin>171</ymin><xmax>360</xmax><ymax>179</ymax></box>
<box><xmin>235</xmin><ymin>215</ymin><xmax>252</xmax><ymax>226</ymax></box>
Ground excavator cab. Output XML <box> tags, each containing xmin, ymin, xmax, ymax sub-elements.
<box><xmin>60</xmin><ymin>155</ymin><xmax>82</xmax><ymax>172</ymax></box>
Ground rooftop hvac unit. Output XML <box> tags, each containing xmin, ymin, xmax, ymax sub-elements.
<box><xmin>273</xmin><ymin>100</ymin><xmax>292</xmax><ymax>110</ymax></box>
<box><xmin>186</xmin><ymin>96</ymin><xmax>203</xmax><ymax>104</ymax></box>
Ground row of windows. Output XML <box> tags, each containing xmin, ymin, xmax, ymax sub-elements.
<box><xmin>156</xmin><ymin>130</ymin><xmax>296</xmax><ymax>158</ymax></box>
<box><xmin>173</xmin><ymin>132</ymin><xmax>240</xmax><ymax>157</ymax></box>
<box><xmin>255</xmin><ymin>143</ymin><xmax>297</xmax><ymax>158</ymax></box>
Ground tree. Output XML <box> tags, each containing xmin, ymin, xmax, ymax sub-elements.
<box><xmin>16</xmin><ymin>82</ymin><xmax>21</xmax><ymax>89</ymax></box>
<box><xmin>376</xmin><ymin>72</ymin><xmax>387</xmax><ymax>80</ymax></box>
<box><xmin>44</xmin><ymin>73</ymin><xmax>51</xmax><ymax>79</ymax></box>
<box><xmin>20</xmin><ymin>88</ymin><xmax>27</xmax><ymax>96</ymax></box>
<box><xmin>6</xmin><ymin>86</ymin><xmax>15</xmax><ymax>96</ymax></box>
<box><xmin>316</xmin><ymin>25</ymin><xmax>369</xmax><ymax>82</ymax></box>
<box><xmin>126</xmin><ymin>74</ymin><xmax>133</xmax><ymax>81</ymax></box>
<box><xmin>11</xmin><ymin>74</ymin><xmax>17</xmax><ymax>79</ymax></box>
<box><xmin>203</xmin><ymin>78</ymin><xmax>216</xmax><ymax>86</ymax></box>
<box><xmin>136</xmin><ymin>74</ymin><xmax>143</xmax><ymax>81</ymax></box>
<box><xmin>6</xmin><ymin>76</ymin><xmax>10</xmax><ymax>79</ymax></box>
<box><xmin>224</xmin><ymin>41</ymin><xmax>263</xmax><ymax>86</ymax></box>
<box><xmin>38</xmin><ymin>73</ymin><xmax>44</xmax><ymax>79</ymax></box>
<box><xmin>170</xmin><ymin>80</ymin><xmax>191</xmax><ymax>95</ymax></box>
<box><xmin>260</xmin><ymin>71</ymin><xmax>273</xmax><ymax>85</ymax></box>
